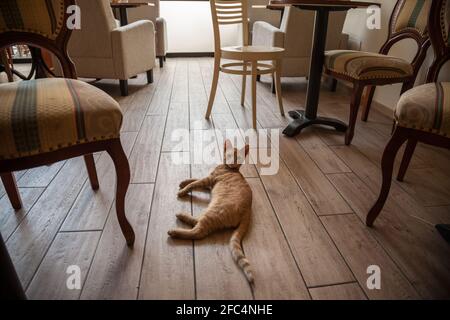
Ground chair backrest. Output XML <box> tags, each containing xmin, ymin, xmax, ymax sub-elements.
<box><xmin>427</xmin><ymin>0</ymin><xmax>450</xmax><ymax>82</ymax></box>
<box><xmin>382</xmin><ymin>0</ymin><xmax>433</xmax><ymax>75</ymax></box>
<box><xmin>68</xmin><ymin>0</ymin><xmax>117</xmax><ymax>59</ymax></box>
<box><xmin>390</xmin><ymin>0</ymin><xmax>432</xmax><ymax>37</ymax></box>
<box><xmin>210</xmin><ymin>0</ymin><xmax>249</xmax><ymax>53</ymax></box>
<box><xmin>0</xmin><ymin>0</ymin><xmax>76</xmax><ymax>78</ymax></box>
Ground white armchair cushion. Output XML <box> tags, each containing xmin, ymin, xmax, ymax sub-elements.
<box><xmin>112</xmin><ymin>20</ymin><xmax>156</xmax><ymax>79</ymax></box>
<box><xmin>252</xmin><ymin>21</ymin><xmax>284</xmax><ymax>48</ymax></box>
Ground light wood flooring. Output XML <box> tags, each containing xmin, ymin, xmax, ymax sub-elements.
<box><xmin>1</xmin><ymin>58</ymin><xmax>449</xmax><ymax>300</ymax></box>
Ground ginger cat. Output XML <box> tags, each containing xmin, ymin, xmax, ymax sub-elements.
<box><xmin>168</xmin><ymin>139</ymin><xmax>254</xmax><ymax>284</ymax></box>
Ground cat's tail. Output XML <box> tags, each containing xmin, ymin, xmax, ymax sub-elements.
<box><xmin>230</xmin><ymin>214</ymin><xmax>254</xmax><ymax>285</ymax></box>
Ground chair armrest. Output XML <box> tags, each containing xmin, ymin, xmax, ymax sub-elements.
<box><xmin>252</xmin><ymin>21</ymin><xmax>284</xmax><ymax>48</ymax></box>
<box><xmin>155</xmin><ymin>17</ymin><xmax>168</xmax><ymax>56</ymax></box>
<box><xmin>111</xmin><ymin>20</ymin><xmax>156</xmax><ymax>79</ymax></box>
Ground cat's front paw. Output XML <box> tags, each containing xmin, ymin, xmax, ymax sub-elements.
<box><xmin>177</xmin><ymin>188</ymin><xmax>189</xmax><ymax>197</ymax></box>
<box><xmin>167</xmin><ymin>229</ymin><xmax>176</xmax><ymax>237</ymax></box>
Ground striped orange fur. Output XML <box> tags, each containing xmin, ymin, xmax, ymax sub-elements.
<box><xmin>168</xmin><ymin>139</ymin><xmax>254</xmax><ymax>284</ymax></box>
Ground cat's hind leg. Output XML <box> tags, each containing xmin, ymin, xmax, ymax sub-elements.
<box><xmin>168</xmin><ymin>224</ymin><xmax>209</xmax><ymax>240</ymax></box>
<box><xmin>176</xmin><ymin>213</ymin><xmax>198</xmax><ymax>227</ymax></box>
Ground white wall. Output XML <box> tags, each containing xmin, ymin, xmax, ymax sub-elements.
<box><xmin>343</xmin><ymin>1</ymin><xmax>450</xmax><ymax>110</ymax></box>
<box><xmin>160</xmin><ymin>1</ymin><xmax>241</xmax><ymax>53</ymax></box>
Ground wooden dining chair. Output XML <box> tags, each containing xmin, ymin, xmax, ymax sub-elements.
<box><xmin>324</xmin><ymin>0</ymin><xmax>433</xmax><ymax>145</ymax></box>
<box><xmin>366</xmin><ymin>0</ymin><xmax>450</xmax><ymax>227</ymax></box>
<box><xmin>0</xmin><ymin>0</ymin><xmax>135</xmax><ymax>245</ymax></box>
<box><xmin>205</xmin><ymin>0</ymin><xmax>285</xmax><ymax>129</ymax></box>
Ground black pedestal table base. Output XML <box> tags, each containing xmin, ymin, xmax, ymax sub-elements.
<box><xmin>283</xmin><ymin>110</ymin><xmax>347</xmax><ymax>137</ymax></box>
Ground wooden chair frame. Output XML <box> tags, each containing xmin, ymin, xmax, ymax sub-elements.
<box><xmin>325</xmin><ymin>0</ymin><xmax>432</xmax><ymax>145</ymax></box>
<box><xmin>205</xmin><ymin>0</ymin><xmax>285</xmax><ymax>129</ymax></box>
<box><xmin>0</xmin><ymin>0</ymin><xmax>135</xmax><ymax>245</ymax></box>
<box><xmin>0</xmin><ymin>48</ymin><xmax>13</xmax><ymax>82</ymax></box>
<box><xmin>367</xmin><ymin>0</ymin><xmax>449</xmax><ymax>227</ymax></box>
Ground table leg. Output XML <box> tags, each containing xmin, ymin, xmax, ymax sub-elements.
<box><xmin>0</xmin><ymin>233</ymin><xmax>26</xmax><ymax>299</ymax></box>
<box><xmin>119</xmin><ymin>8</ymin><xmax>128</xmax><ymax>26</ymax></box>
<box><xmin>283</xmin><ymin>8</ymin><xmax>347</xmax><ymax>137</ymax></box>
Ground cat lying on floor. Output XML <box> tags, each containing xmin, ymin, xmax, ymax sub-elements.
<box><xmin>168</xmin><ymin>139</ymin><xmax>254</xmax><ymax>284</ymax></box>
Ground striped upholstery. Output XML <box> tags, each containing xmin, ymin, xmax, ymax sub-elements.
<box><xmin>0</xmin><ymin>78</ymin><xmax>123</xmax><ymax>160</ymax></box>
<box><xmin>324</xmin><ymin>50</ymin><xmax>413</xmax><ymax>81</ymax></box>
<box><xmin>395</xmin><ymin>82</ymin><xmax>450</xmax><ymax>136</ymax></box>
<box><xmin>0</xmin><ymin>0</ymin><xmax>65</xmax><ymax>40</ymax></box>
<box><xmin>392</xmin><ymin>0</ymin><xmax>432</xmax><ymax>35</ymax></box>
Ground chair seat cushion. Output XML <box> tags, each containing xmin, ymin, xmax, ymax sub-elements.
<box><xmin>395</xmin><ymin>82</ymin><xmax>450</xmax><ymax>136</ymax></box>
<box><xmin>0</xmin><ymin>78</ymin><xmax>123</xmax><ymax>160</ymax></box>
<box><xmin>325</xmin><ymin>50</ymin><xmax>414</xmax><ymax>81</ymax></box>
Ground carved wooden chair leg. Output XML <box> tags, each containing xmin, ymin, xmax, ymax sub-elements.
<box><xmin>84</xmin><ymin>154</ymin><xmax>99</xmax><ymax>190</ymax></box>
<box><xmin>360</xmin><ymin>85</ymin><xmax>376</xmax><ymax>122</ymax></box>
<box><xmin>106</xmin><ymin>139</ymin><xmax>135</xmax><ymax>246</ymax></box>
<box><xmin>205</xmin><ymin>57</ymin><xmax>220</xmax><ymax>119</ymax></box>
<box><xmin>397</xmin><ymin>138</ymin><xmax>418</xmax><ymax>182</ymax></box>
<box><xmin>1</xmin><ymin>173</ymin><xmax>22</xmax><ymax>210</ymax></box>
<box><xmin>366</xmin><ymin>127</ymin><xmax>408</xmax><ymax>226</ymax></box>
<box><xmin>345</xmin><ymin>84</ymin><xmax>365</xmax><ymax>145</ymax></box>
<box><xmin>241</xmin><ymin>61</ymin><xmax>247</xmax><ymax>107</ymax></box>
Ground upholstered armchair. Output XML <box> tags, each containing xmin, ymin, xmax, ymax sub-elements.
<box><xmin>248</xmin><ymin>0</ymin><xmax>281</xmax><ymax>36</ymax></box>
<box><xmin>128</xmin><ymin>0</ymin><xmax>168</xmax><ymax>67</ymax></box>
<box><xmin>252</xmin><ymin>5</ymin><xmax>348</xmax><ymax>86</ymax></box>
<box><xmin>65</xmin><ymin>0</ymin><xmax>156</xmax><ymax>96</ymax></box>
<box><xmin>367</xmin><ymin>0</ymin><xmax>450</xmax><ymax>228</ymax></box>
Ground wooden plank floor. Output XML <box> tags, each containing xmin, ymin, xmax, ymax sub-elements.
<box><xmin>1</xmin><ymin>58</ymin><xmax>449</xmax><ymax>299</ymax></box>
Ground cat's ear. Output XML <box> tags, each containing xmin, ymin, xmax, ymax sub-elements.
<box><xmin>224</xmin><ymin>139</ymin><xmax>233</xmax><ymax>153</ymax></box>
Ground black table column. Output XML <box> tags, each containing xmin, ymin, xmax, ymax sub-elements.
<box><xmin>119</xmin><ymin>8</ymin><xmax>129</xmax><ymax>26</ymax></box>
<box><xmin>283</xmin><ymin>7</ymin><xmax>347</xmax><ymax>137</ymax></box>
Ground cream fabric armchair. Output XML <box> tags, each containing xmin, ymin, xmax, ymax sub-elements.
<box><xmin>66</xmin><ymin>0</ymin><xmax>156</xmax><ymax>96</ymax></box>
<box><xmin>128</xmin><ymin>0</ymin><xmax>168</xmax><ymax>67</ymax></box>
<box><xmin>252</xmin><ymin>5</ymin><xmax>348</xmax><ymax>89</ymax></box>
